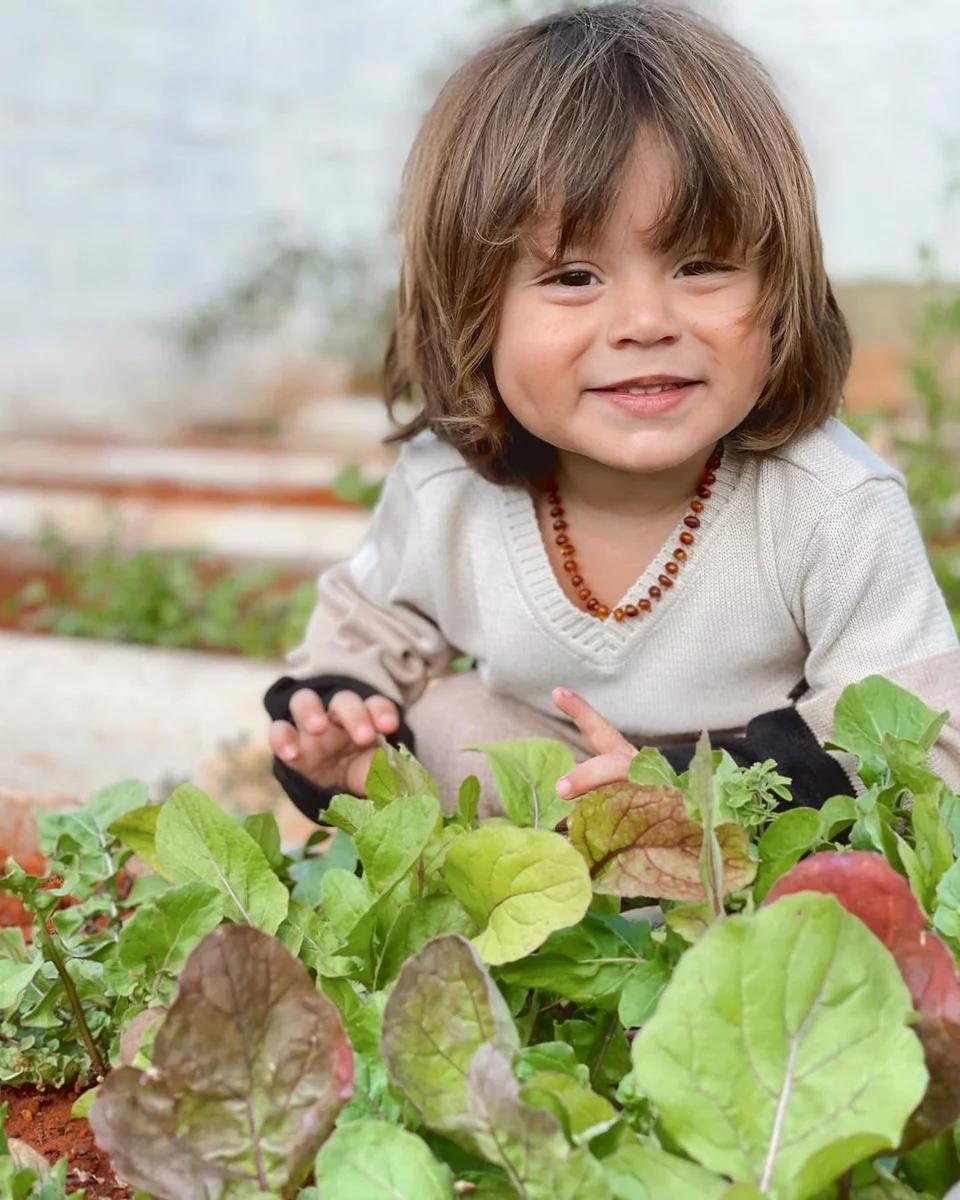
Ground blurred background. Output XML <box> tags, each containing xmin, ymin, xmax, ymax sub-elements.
<box><xmin>0</xmin><ymin>0</ymin><xmax>957</xmax><ymax>838</ymax></box>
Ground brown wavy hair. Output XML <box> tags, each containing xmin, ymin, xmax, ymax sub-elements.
<box><xmin>384</xmin><ymin>2</ymin><xmax>851</xmax><ymax>486</ymax></box>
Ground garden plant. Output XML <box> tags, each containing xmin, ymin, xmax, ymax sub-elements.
<box><xmin>3</xmin><ymin>676</ymin><xmax>960</xmax><ymax>1198</ymax></box>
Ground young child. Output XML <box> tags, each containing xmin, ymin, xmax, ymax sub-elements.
<box><xmin>265</xmin><ymin>2</ymin><xmax>960</xmax><ymax>820</ymax></box>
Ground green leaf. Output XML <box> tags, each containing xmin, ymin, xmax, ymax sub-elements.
<box><xmin>116</xmin><ymin>882</ymin><xmax>224</xmax><ymax>990</ymax></box>
<box><xmin>378</xmin><ymin>743</ymin><xmax>440</xmax><ymax>803</ymax></box>
<box><xmin>155</xmin><ymin>784</ymin><xmax>289</xmax><ymax>933</ymax></box>
<box><xmin>935</xmin><ymin>862</ymin><xmax>960</xmax><ymax>944</ymax></box>
<box><xmin>107</xmin><ymin>804</ymin><xmax>164</xmax><ymax>874</ymax></box>
<box><xmin>628</xmin><ymin>747</ymin><xmax>680</xmax><ymax>788</ymax></box>
<box><xmin>603</xmin><ymin>1141</ymin><xmax>728</xmax><ymax>1199</ymax></box>
<box><xmin>289</xmin><ymin>830</ymin><xmax>358</xmax><ymax>908</ymax></box>
<box><xmin>276</xmin><ymin>900</ymin><xmax>360</xmax><ymax>978</ymax></box>
<box><xmin>326</xmin><ymin>794</ymin><xmax>377</xmax><ymax>837</ymax></box>
<box><xmin>569</xmin><ymin>783</ymin><xmax>756</xmax><ymax>901</ymax></box>
<box><xmin>829</xmin><ymin>675</ymin><xmax>946</xmax><ymax>785</ymax></box>
<box><xmin>354</xmin><ymin>794</ymin><xmax>440</xmax><ymax>895</ymax></box>
<box><xmin>754</xmin><ymin>808</ymin><xmax>823</xmax><ymax>902</ymax></box>
<box><xmin>376</xmin><ymin>895</ymin><xmax>477</xmax><ymax>988</ymax></box>
<box><xmin>617</xmin><ymin>960</ymin><xmax>671</xmax><ymax>1028</ymax></box>
<box><xmin>241</xmin><ymin>813</ymin><xmax>284</xmax><ymax>871</ymax></box>
<box><xmin>461</xmin><ymin>1044</ymin><xmax>612</xmax><ymax>1199</ymax></box>
<box><xmin>515</xmin><ymin>1042</ymin><xmax>589</xmax><ymax>1085</ymax></box>
<box><xmin>466</xmin><ymin>739</ymin><xmax>576</xmax><ymax>829</ymax></box>
<box><xmin>314</xmin><ymin>1121</ymin><xmax>454</xmax><ymax>1198</ymax></box>
<box><xmin>89</xmin><ymin>925</ymin><xmax>354</xmax><ymax>1199</ymax></box>
<box><xmin>632</xmin><ymin>893</ymin><xmax>928</xmax><ymax>1200</ymax></box>
<box><xmin>380</xmin><ymin>934</ymin><xmax>519</xmax><ymax>1129</ymax></box>
<box><xmin>0</xmin><ymin>930</ymin><xmax>42</xmax><ymax>1011</ymax></box>
<box><xmin>819</xmin><ymin>795</ymin><xmax>857</xmax><ymax>841</ymax></box>
<box><xmin>444</xmin><ymin>827</ymin><xmax>592</xmax><ymax>965</ymax></box>
<box><xmin>496</xmin><ymin>915</ymin><xmax>651</xmax><ymax>1010</ymax></box>
<box><xmin>519</xmin><ymin>1071</ymin><xmax>618</xmax><ymax>1143</ymax></box>
<box><xmin>321</xmin><ymin>869</ymin><xmax>376</xmax><ymax>942</ymax></box>
<box><xmin>455</xmin><ymin>776</ymin><xmax>481</xmax><ymax>827</ymax></box>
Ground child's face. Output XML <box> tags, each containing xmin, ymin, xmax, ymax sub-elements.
<box><xmin>491</xmin><ymin>129</ymin><xmax>771</xmax><ymax>478</ymax></box>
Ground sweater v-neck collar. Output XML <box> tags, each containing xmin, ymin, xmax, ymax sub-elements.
<box><xmin>497</xmin><ymin>448</ymin><xmax>744</xmax><ymax>660</ymax></box>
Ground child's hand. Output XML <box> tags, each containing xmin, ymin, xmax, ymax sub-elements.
<box><xmin>551</xmin><ymin>686</ymin><xmax>638</xmax><ymax>799</ymax></box>
<box><xmin>268</xmin><ymin>687</ymin><xmax>401</xmax><ymax>797</ymax></box>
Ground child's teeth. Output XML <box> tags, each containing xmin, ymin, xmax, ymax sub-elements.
<box><xmin>625</xmin><ymin>383</ymin><xmax>682</xmax><ymax>395</ymax></box>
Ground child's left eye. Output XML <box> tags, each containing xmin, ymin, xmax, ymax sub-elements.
<box><xmin>679</xmin><ymin>260</ymin><xmax>731</xmax><ymax>277</ymax></box>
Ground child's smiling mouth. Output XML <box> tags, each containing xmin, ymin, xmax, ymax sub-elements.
<box><xmin>589</xmin><ymin>375</ymin><xmax>702</xmax><ymax>413</ymax></box>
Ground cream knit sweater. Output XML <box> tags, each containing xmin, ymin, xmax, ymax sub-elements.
<box><xmin>287</xmin><ymin>419</ymin><xmax>960</xmax><ymax>786</ymax></box>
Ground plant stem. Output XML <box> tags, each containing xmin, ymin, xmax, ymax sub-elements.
<box><xmin>838</xmin><ymin>1169</ymin><xmax>852</xmax><ymax>1200</ymax></box>
<box><xmin>589</xmin><ymin>1013</ymin><xmax>618</xmax><ymax>1089</ymax></box>
<box><xmin>35</xmin><ymin>919</ymin><xmax>107</xmax><ymax>1079</ymax></box>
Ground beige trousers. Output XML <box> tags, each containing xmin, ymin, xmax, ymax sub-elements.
<box><xmin>405</xmin><ymin>671</ymin><xmax>595</xmax><ymax>818</ymax></box>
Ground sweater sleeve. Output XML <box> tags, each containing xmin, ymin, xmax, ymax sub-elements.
<box><xmin>282</xmin><ymin>451</ymin><xmax>457</xmax><ymax>708</ymax></box>
<box><xmin>788</xmin><ymin>476</ymin><xmax>960</xmax><ymax>788</ymax></box>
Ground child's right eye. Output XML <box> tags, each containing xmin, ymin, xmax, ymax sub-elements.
<box><xmin>543</xmin><ymin>269</ymin><xmax>596</xmax><ymax>288</ymax></box>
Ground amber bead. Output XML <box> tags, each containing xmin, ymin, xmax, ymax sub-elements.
<box><xmin>555</xmin><ymin>533</ymin><xmax>570</xmax><ymax>546</ymax></box>
<box><xmin>595</xmin><ymin>605</ymin><xmax>609</xmax><ymax>620</ymax></box>
<box><xmin>649</xmin><ymin>586</ymin><xmax>662</xmax><ymax>600</ymax></box>
<box><xmin>550</xmin><ymin>506</ymin><xmax>564</xmax><ymax>518</ymax></box>
<box><xmin>614</xmin><ymin>607</ymin><xmax>626</xmax><ymax>622</ymax></box>
<box><xmin>665</xmin><ymin>561</ymin><xmax>679</xmax><ymax>575</ymax></box>
<box><xmin>571</xmin><ymin>574</ymin><xmax>583</xmax><ymax>587</ymax></box>
<box><xmin>683</xmin><ymin>515</ymin><xmax>701</xmax><ymax>529</ymax></box>
<box><xmin>673</xmin><ymin>547</ymin><xmax>687</xmax><ymax>561</ymax></box>
<box><xmin>625</xmin><ymin>604</ymin><xmax>640</xmax><ymax>617</ymax></box>
<box><xmin>690</xmin><ymin>500</ymin><xmax>704</xmax><ymax>513</ymax></box>
<box><xmin>707</xmin><ymin>454</ymin><xmax>722</xmax><ymax>470</ymax></box>
<box><xmin>578</xmin><ymin>588</ymin><xmax>591</xmax><ymax>601</ymax></box>
<box><xmin>553</xmin><ymin>519</ymin><xmax>568</xmax><ymax>531</ymax></box>
<box><xmin>679</xmin><ymin>531</ymin><xmax>695</xmax><ymax>545</ymax></box>
<box><xmin>563</xmin><ymin>560</ymin><xmax>578</xmax><ymax>572</ymax></box>
<box><xmin>638</xmin><ymin>599</ymin><xmax>652</xmax><ymax>612</ymax></box>
<box><xmin>658</xmin><ymin>574</ymin><xmax>674</xmax><ymax>588</ymax></box>
<box><xmin>703</xmin><ymin>472</ymin><xmax>716</xmax><ymax>486</ymax></box>
<box><xmin>586</xmin><ymin>598</ymin><xmax>600</xmax><ymax>612</ymax></box>
<box><xmin>561</xmin><ymin>546</ymin><xmax>576</xmax><ymax>558</ymax></box>
<box><xmin>697</xmin><ymin>484</ymin><xmax>711</xmax><ymax>499</ymax></box>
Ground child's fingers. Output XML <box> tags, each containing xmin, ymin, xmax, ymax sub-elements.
<box><xmin>269</xmin><ymin>719</ymin><xmax>304</xmax><ymax>763</ymax></box>
<box><xmin>364</xmin><ymin>694</ymin><xmax>400</xmax><ymax>733</ymax></box>
<box><xmin>289</xmin><ymin>688</ymin><xmax>329</xmax><ymax>735</ymax></box>
<box><xmin>552</xmin><ymin>686</ymin><xmax>635</xmax><ymax>758</ymax></box>
<box><xmin>328</xmin><ymin>690</ymin><xmax>378</xmax><ymax>746</ymax></box>
<box><xmin>555</xmin><ymin>752</ymin><xmax>635</xmax><ymax>800</ymax></box>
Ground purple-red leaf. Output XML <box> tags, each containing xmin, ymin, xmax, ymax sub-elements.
<box><xmin>90</xmin><ymin>925</ymin><xmax>353</xmax><ymax>1199</ymax></box>
<box><xmin>764</xmin><ymin>851</ymin><xmax>927</xmax><ymax>946</ymax></box>
<box><xmin>569</xmin><ymin>783</ymin><xmax>756</xmax><ymax>901</ymax></box>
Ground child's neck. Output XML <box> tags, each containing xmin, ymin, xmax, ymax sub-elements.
<box><xmin>555</xmin><ymin>446</ymin><xmax>714</xmax><ymax>519</ymax></box>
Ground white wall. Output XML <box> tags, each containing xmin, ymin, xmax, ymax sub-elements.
<box><xmin>1</xmin><ymin>0</ymin><xmax>957</xmax><ymax>434</ymax></box>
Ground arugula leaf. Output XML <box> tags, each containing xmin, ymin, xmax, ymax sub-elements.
<box><xmin>602</xmin><ymin>1141</ymin><xmax>728</xmax><ymax>1199</ymax></box>
<box><xmin>828</xmin><ymin>676</ymin><xmax>946</xmax><ymax>787</ymax></box>
<box><xmin>444</xmin><ymin>826</ymin><xmax>592</xmax><ymax>965</ymax></box>
<box><xmin>633</xmin><ymin>893</ymin><xmax>928</xmax><ymax>1199</ymax></box>
<box><xmin>754</xmin><ymin>808</ymin><xmax>823</xmax><ymax>902</ymax></box>
<box><xmin>354</xmin><ymin>795</ymin><xmax>440</xmax><ymax>895</ymax></box>
<box><xmin>466</xmin><ymin>739</ymin><xmax>576</xmax><ymax>829</ymax></box>
<box><xmin>155</xmin><ymin>784</ymin><xmax>289</xmax><ymax>932</ymax></box>
<box><xmin>89</xmin><ymin>925</ymin><xmax>354</xmax><ymax>1199</ymax></box>
<box><xmin>314</xmin><ymin>1121</ymin><xmax>455</xmax><ymax>1198</ymax></box>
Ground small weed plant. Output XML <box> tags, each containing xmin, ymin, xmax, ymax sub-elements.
<box><xmin>4</xmin><ymin>528</ymin><xmax>316</xmax><ymax>658</ymax></box>
<box><xmin>3</xmin><ymin>677</ymin><xmax>960</xmax><ymax>1197</ymax></box>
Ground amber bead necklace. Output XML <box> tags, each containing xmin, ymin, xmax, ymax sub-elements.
<box><xmin>544</xmin><ymin>446</ymin><xmax>723</xmax><ymax>622</ymax></box>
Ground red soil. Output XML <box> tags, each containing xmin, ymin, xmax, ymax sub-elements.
<box><xmin>2</xmin><ymin>1085</ymin><xmax>133</xmax><ymax>1199</ymax></box>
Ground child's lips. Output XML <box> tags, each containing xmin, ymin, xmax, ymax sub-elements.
<box><xmin>589</xmin><ymin>380</ymin><xmax>701</xmax><ymax>413</ymax></box>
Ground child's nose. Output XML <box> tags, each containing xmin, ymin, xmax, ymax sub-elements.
<box><xmin>606</xmin><ymin>282</ymin><xmax>682</xmax><ymax>347</ymax></box>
